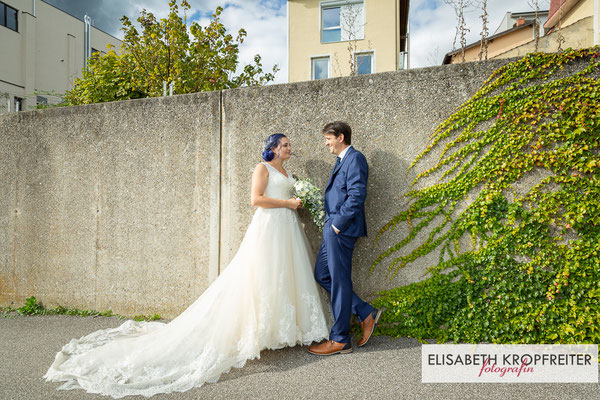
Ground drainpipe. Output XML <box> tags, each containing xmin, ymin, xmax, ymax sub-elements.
<box><xmin>32</xmin><ymin>0</ymin><xmax>36</xmax><ymax>17</ymax></box>
<box><xmin>406</xmin><ymin>19</ymin><xmax>410</xmax><ymax>69</ymax></box>
<box><xmin>84</xmin><ymin>14</ymin><xmax>92</xmax><ymax>69</ymax></box>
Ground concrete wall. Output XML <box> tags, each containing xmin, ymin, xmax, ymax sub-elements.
<box><xmin>0</xmin><ymin>59</ymin><xmax>515</xmax><ymax>318</ymax></box>
<box><xmin>0</xmin><ymin>93</ymin><xmax>221</xmax><ymax>317</ymax></box>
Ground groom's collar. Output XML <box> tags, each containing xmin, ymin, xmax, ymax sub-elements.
<box><xmin>337</xmin><ymin>145</ymin><xmax>352</xmax><ymax>161</ymax></box>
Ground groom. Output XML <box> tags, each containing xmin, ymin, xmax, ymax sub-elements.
<box><xmin>308</xmin><ymin>121</ymin><xmax>381</xmax><ymax>356</ymax></box>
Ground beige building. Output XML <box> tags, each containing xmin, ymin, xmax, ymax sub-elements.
<box><xmin>444</xmin><ymin>0</ymin><xmax>600</xmax><ymax>64</ymax></box>
<box><xmin>287</xmin><ymin>0</ymin><xmax>409</xmax><ymax>83</ymax></box>
<box><xmin>0</xmin><ymin>0</ymin><xmax>122</xmax><ymax>113</ymax></box>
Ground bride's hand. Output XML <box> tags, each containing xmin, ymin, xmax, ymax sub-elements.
<box><xmin>287</xmin><ymin>197</ymin><xmax>302</xmax><ymax>210</ymax></box>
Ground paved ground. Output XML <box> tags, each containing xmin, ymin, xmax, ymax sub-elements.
<box><xmin>1</xmin><ymin>314</ymin><xmax>599</xmax><ymax>400</ymax></box>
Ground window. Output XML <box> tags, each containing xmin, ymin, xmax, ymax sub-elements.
<box><xmin>13</xmin><ymin>97</ymin><xmax>24</xmax><ymax>112</ymax></box>
<box><xmin>311</xmin><ymin>56</ymin><xmax>330</xmax><ymax>80</ymax></box>
<box><xmin>36</xmin><ymin>96</ymin><xmax>48</xmax><ymax>106</ymax></box>
<box><xmin>322</xmin><ymin>7</ymin><xmax>341</xmax><ymax>43</ymax></box>
<box><xmin>1</xmin><ymin>2</ymin><xmax>18</xmax><ymax>32</ymax></box>
<box><xmin>355</xmin><ymin>52</ymin><xmax>373</xmax><ymax>75</ymax></box>
<box><xmin>321</xmin><ymin>1</ymin><xmax>364</xmax><ymax>44</ymax></box>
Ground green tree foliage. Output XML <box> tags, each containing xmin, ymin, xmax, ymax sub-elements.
<box><xmin>372</xmin><ymin>48</ymin><xmax>600</xmax><ymax>345</ymax></box>
<box><xmin>64</xmin><ymin>1</ymin><xmax>278</xmax><ymax>105</ymax></box>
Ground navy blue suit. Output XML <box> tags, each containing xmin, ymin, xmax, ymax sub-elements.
<box><xmin>314</xmin><ymin>146</ymin><xmax>375</xmax><ymax>343</ymax></box>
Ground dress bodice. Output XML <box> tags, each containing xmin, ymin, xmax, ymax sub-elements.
<box><xmin>261</xmin><ymin>162</ymin><xmax>295</xmax><ymax>201</ymax></box>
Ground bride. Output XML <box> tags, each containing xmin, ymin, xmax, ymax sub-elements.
<box><xmin>44</xmin><ymin>134</ymin><xmax>330</xmax><ymax>398</ymax></box>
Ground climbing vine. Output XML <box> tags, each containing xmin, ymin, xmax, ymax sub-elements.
<box><xmin>372</xmin><ymin>48</ymin><xmax>600</xmax><ymax>344</ymax></box>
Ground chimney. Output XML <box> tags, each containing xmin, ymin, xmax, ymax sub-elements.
<box><xmin>515</xmin><ymin>17</ymin><xmax>526</xmax><ymax>27</ymax></box>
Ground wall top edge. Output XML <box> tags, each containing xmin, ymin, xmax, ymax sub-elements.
<box><xmin>0</xmin><ymin>56</ymin><xmax>526</xmax><ymax>121</ymax></box>
<box><xmin>0</xmin><ymin>91</ymin><xmax>221</xmax><ymax>120</ymax></box>
<box><xmin>222</xmin><ymin>57</ymin><xmax>517</xmax><ymax>96</ymax></box>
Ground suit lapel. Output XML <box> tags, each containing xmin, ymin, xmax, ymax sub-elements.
<box><xmin>326</xmin><ymin>147</ymin><xmax>354</xmax><ymax>190</ymax></box>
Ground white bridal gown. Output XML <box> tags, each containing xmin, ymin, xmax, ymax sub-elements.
<box><xmin>45</xmin><ymin>162</ymin><xmax>330</xmax><ymax>398</ymax></box>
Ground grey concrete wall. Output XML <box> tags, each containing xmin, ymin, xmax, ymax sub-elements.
<box><xmin>0</xmin><ymin>93</ymin><xmax>221</xmax><ymax>317</ymax></box>
<box><xmin>0</xmin><ymin>60</ymin><xmax>514</xmax><ymax>317</ymax></box>
<box><xmin>221</xmin><ymin>60</ymin><xmax>513</xmax><ymax>301</ymax></box>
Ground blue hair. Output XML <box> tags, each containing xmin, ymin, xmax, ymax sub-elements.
<box><xmin>262</xmin><ymin>133</ymin><xmax>286</xmax><ymax>162</ymax></box>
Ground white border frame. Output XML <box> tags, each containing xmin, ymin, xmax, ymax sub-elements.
<box><xmin>318</xmin><ymin>0</ymin><xmax>366</xmax><ymax>44</ymax></box>
<box><xmin>309</xmin><ymin>54</ymin><xmax>332</xmax><ymax>80</ymax></box>
<box><xmin>353</xmin><ymin>49</ymin><xmax>375</xmax><ymax>74</ymax></box>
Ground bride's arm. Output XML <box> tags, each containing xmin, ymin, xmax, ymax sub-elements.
<box><xmin>251</xmin><ymin>164</ymin><xmax>301</xmax><ymax>209</ymax></box>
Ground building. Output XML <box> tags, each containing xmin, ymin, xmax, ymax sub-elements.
<box><xmin>443</xmin><ymin>10</ymin><xmax>550</xmax><ymax>64</ymax></box>
<box><xmin>0</xmin><ymin>0</ymin><xmax>122</xmax><ymax>113</ymax></box>
<box><xmin>287</xmin><ymin>0</ymin><xmax>410</xmax><ymax>83</ymax></box>
<box><xmin>443</xmin><ymin>0</ymin><xmax>600</xmax><ymax>64</ymax></box>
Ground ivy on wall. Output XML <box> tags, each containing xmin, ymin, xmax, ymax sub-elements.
<box><xmin>372</xmin><ymin>48</ymin><xmax>600</xmax><ymax>344</ymax></box>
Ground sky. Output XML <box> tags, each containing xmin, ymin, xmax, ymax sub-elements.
<box><xmin>42</xmin><ymin>0</ymin><xmax>551</xmax><ymax>84</ymax></box>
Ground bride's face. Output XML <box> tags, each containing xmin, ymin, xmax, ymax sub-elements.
<box><xmin>273</xmin><ymin>137</ymin><xmax>292</xmax><ymax>160</ymax></box>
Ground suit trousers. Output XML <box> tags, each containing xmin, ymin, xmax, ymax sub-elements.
<box><xmin>314</xmin><ymin>220</ymin><xmax>375</xmax><ymax>343</ymax></box>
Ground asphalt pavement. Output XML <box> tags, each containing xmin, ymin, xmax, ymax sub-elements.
<box><xmin>1</xmin><ymin>314</ymin><xmax>598</xmax><ymax>400</ymax></box>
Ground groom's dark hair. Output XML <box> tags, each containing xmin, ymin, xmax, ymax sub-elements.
<box><xmin>323</xmin><ymin>121</ymin><xmax>352</xmax><ymax>145</ymax></box>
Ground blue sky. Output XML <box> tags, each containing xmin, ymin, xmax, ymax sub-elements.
<box><xmin>43</xmin><ymin>0</ymin><xmax>550</xmax><ymax>84</ymax></box>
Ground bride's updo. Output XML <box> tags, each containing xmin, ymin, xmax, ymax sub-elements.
<box><xmin>262</xmin><ymin>133</ymin><xmax>286</xmax><ymax>161</ymax></box>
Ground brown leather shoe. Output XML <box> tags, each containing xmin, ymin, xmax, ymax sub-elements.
<box><xmin>357</xmin><ymin>309</ymin><xmax>382</xmax><ymax>347</ymax></box>
<box><xmin>307</xmin><ymin>340</ymin><xmax>352</xmax><ymax>356</ymax></box>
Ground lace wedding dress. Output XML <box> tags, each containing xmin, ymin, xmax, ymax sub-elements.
<box><xmin>44</xmin><ymin>162</ymin><xmax>330</xmax><ymax>398</ymax></box>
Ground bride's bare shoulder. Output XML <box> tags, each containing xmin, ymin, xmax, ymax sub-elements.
<box><xmin>253</xmin><ymin>162</ymin><xmax>268</xmax><ymax>175</ymax></box>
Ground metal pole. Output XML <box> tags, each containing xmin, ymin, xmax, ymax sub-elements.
<box><xmin>84</xmin><ymin>14</ymin><xmax>91</xmax><ymax>69</ymax></box>
<box><xmin>406</xmin><ymin>19</ymin><xmax>410</xmax><ymax>69</ymax></box>
<box><xmin>163</xmin><ymin>81</ymin><xmax>167</xmax><ymax>96</ymax></box>
<box><xmin>169</xmin><ymin>82</ymin><xmax>173</xmax><ymax>96</ymax></box>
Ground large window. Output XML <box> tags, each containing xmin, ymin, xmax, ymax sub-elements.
<box><xmin>355</xmin><ymin>51</ymin><xmax>373</xmax><ymax>75</ymax></box>
<box><xmin>311</xmin><ymin>56</ymin><xmax>330</xmax><ymax>80</ymax></box>
<box><xmin>1</xmin><ymin>1</ymin><xmax>18</xmax><ymax>32</ymax></box>
<box><xmin>321</xmin><ymin>1</ymin><xmax>364</xmax><ymax>44</ymax></box>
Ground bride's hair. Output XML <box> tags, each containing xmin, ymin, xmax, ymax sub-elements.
<box><xmin>262</xmin><ymin>133</ymin><xmax>286</xmax><ymax>161</ymax></box>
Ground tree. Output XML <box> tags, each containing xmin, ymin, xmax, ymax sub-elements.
<box><xmin>64</xmin><ymin>1</ymin><xmax>278</xmax><ymax>105</ymax></box>
<box><xmin>477</xmin><ymin>0</ymin><xmax>489</xmax><ymax>61</ymax></box>
<box><xmin>528</xmin><ymin>0</ymin><xmax>541</xmax><ymax>52</ymax></box>
<box><xmin>331</xmin><ymin>1</ymin><xmax>368</xmax><ymax>77</ymax></box>
<box><xmin>445</xmin><ymin>0</ymin><xmax>475</xmax><ymax>63</ymax></box>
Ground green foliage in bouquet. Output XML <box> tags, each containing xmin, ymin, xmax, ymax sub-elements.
<box><xmin>294</xmin><ymin>178</ymin><xmax>325</xmax><ymax>231</ymax></box>
<box><xmin>372</xmin><ymin>48</ymin><xmax>600</xmax><ymax>345</ymax></box>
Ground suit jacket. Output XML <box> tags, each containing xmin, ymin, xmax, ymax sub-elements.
<box><xmin>324</xmin><ymin>146</ymin><xmax>368</xmax><ymax>237</ymax></box>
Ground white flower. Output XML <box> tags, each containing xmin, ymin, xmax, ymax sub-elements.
<box><xmin>294</xmin><ymin>178</ymin><xmax>325</xmax><ymax>231</ymax></box>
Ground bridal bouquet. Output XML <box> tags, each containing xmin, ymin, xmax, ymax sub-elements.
<box><xmin>293</xmin><ymin>178</ymin><xmax>325</xmax><ymax>231</ymax></box>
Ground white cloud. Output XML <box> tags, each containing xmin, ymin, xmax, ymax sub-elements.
<box><xmin>99</xmin><ymin>0</ymin><xmax>552</xmax><ymax>84</ymax></box>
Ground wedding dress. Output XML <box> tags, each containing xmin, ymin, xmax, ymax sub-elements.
<box><xmin>44</xmin><ymin>161</ymin><xmax>330</xmax><ymax>398</ymax></box>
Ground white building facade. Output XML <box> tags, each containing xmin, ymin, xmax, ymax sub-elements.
<box><xmin>0</xmin><ymin>0</ymin><xmax>122</xmax><ymax>113</ymax></box>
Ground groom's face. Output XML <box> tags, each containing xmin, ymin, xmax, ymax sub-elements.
<box><xmin>324</xmin><ymin>133</ymin><xmax>345</xmax><ymax>156</ymax></box>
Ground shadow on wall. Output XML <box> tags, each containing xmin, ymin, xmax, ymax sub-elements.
<box><xmin>295</xmin><ymin>148</ymin><xmax>422</xmax><ymax>300</ymax></box>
